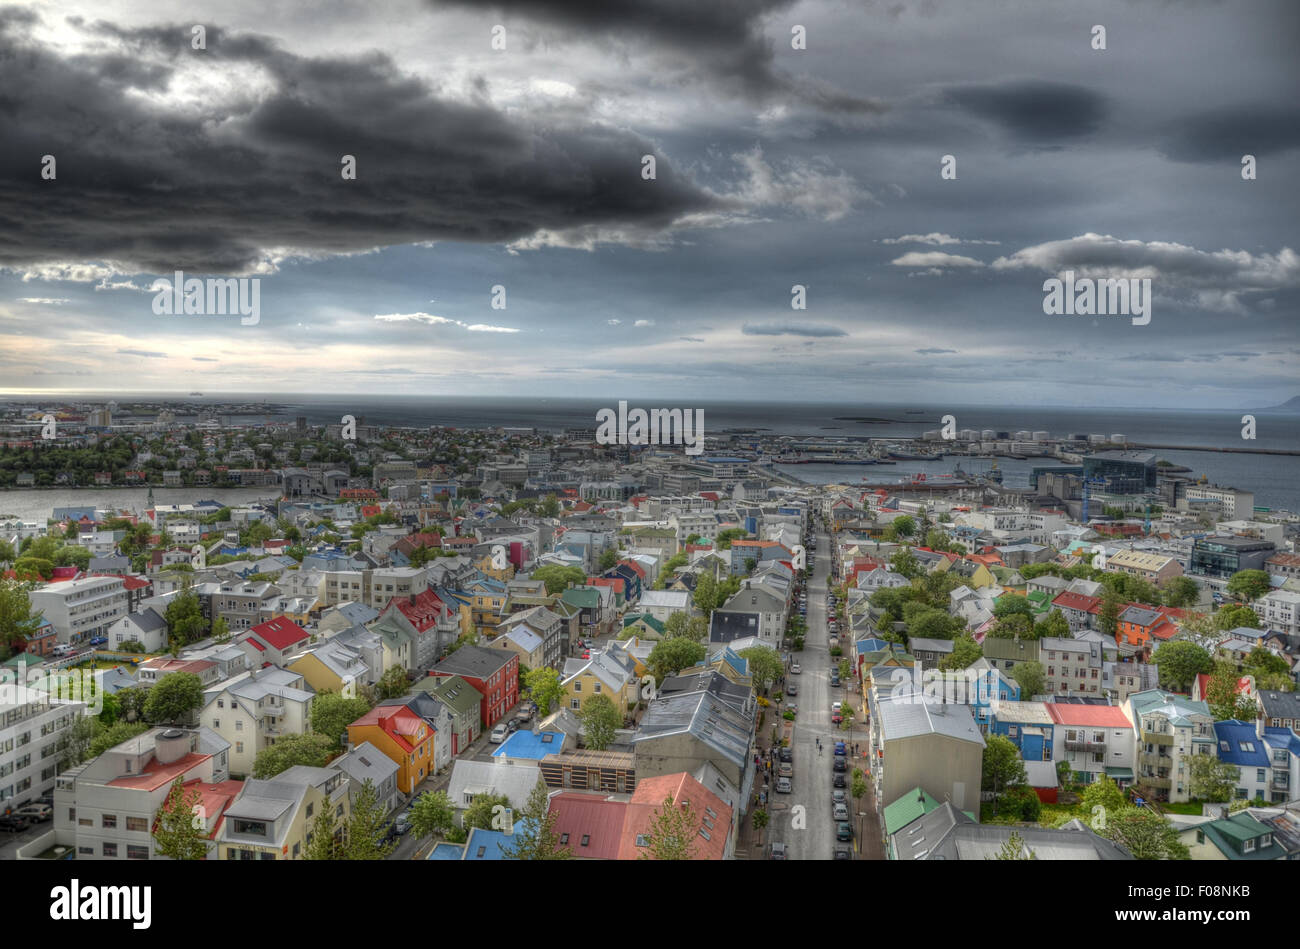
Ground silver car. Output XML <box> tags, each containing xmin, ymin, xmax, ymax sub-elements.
<box><xmin>833</xmin><ymin>802</ymin><xmax>850</xmax><ymax>821</ymax></box>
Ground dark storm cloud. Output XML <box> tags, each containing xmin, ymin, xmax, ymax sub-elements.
<box><xmin>0</xmin><ymin>18</ymin><xmax>721</xmax><ymax>276</ymax></box>
<box><xmin>943</xmin><ymin>80</ymin><xmax>1109</xmax><ymax>142</ymax></box>
<box><xmin>428</xmin><ymin>0</ymin><xmax>885</xmax><ymax>114</ymax></box>
<box><xmin>1157</xmin><ymin>105</ymin><xmax>1300</xmax><ymax>162</ymax></box>
<box><xmin>742</xmin><ymin>322</ymin><xmax>847</xmax><ymax>337</ymax></box>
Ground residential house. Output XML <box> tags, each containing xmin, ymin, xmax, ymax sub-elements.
<box><xmin>216</xmin><ymin>764</ymin><xmax>350</xmax><ymax>860</ymax></box>
<box><xmin>412</xmin><ymin>675</ymin><xmax>481</xmax><ymax>755</ymax></box>
<box><xmin>427</xmin><ymin>645</ymin><xmax>520</xmax><ymax>729</ymax></box>
<box><xmin>889</xmin><ymin>802</ymin><xmax>1132</xmax><ymax>860</ymax></box>
<box><xmin>1122</xmin><ymin>689</ymin><xmax>1216</xmax><ymax>803</ymax></box>
<box><xmin>346</xmin><ymin>702</ymin><xmax>436</xmax><ymax>794</ymax></box>
<box><xmin>1047</xmin><ymin>703</ymin><xmax>1137</xmax><ymax>787</ymax></box>
<box><xmin>561</xmin><ymin>650</ymin><xmax>639</xmax><ymax>720</ymax></box>
<box><xmin>866</xmin><ymin>693</ymin><xmax>985</xmax><ymax>814</ymax></box>
<box><xmin>333</xmin><ymin>740</ymin><xmax>402</xmax><ymax>816</ymax></box>
<box><xmin>200</xmin><ymin>667</ymin><xmax>315</xmax><ymax>778</ymax></box>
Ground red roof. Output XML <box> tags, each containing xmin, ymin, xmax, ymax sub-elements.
<box><xmin>1052</xmin><ymin>591</ymin><xmax>1101</xmax><ymax>613</ymax></box>
<box><xmin>108</xmin><ymin>751</ymin><xmax>212</xmax><ymax>791</ymax></box>
<box><xmin>386</xmin><ymin>588</ymin><xmax>447</xmax><ymax>632</ymax></box>
<box><xmin>547</xmin><ymin>791</ymin><xmax>629</xmax><ymax>860</ymax></box>
<box><xmin>93</xmin><ymin>573</ymin><xmax>152</xmax><ymax>591</ymax></box>
<box><xmin>157</xmin><ymin>778</ymin><xmax>244</xmax><ymax>839</ymax></box>
<box><xmin>1045</xmin><ymin>704</ymin><xmax>1132</xmax><ymax>728</ymax></box>
<box><xmin>617</xmin><ymin>560</ymin><xmax>647</xmax><ymax>580</ymax></box>
<box><xmin>348</xmin><ymin>703</ymin><xmax>428</xmax><ymax>754</ymax></box>
<box><xmin>360</xmin><ymin>505</ymin><xmax>383</xmax><ymax>518</ymax></box>
<box><xmin>618</xmin><ymin>772</ymin><xmax>733</xmax><ymax>860</ymax></box>
<box><xmin>587</xmin><ymin>577</ymin><xmax>626</xmax><ymax>595</ymax></box>
<box><xmin>698</xmin><ymin>492</ymin><xmax>720</xmax><ymax>502</ymax></box>
<box><xmin>247</xmin><ymin>617</ymin><xmax>309</xmax><ymax>651</ymax></box>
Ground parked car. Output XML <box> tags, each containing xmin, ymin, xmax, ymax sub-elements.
<box><xmin>790</xmin><ymin>663</ymin><xmax>801</xmax><ymax>674</ymax></box>
<box><xmin>394</xmin><ymin>810</ymin><xmax>412</xmax><ymax>835</ymax></box>
<box><xmin>833</xmin><ymin>741</ymin><xmax>847</xmax><ymax>757</ymax></box>
<box><xmin>515</xmin><ymin>702</ymin><xmax>536</xmax><ymax>723</ymax></box>
<box><xmin>834</xmin><ymin>846</ymin><xmax>853</xmax><ymax>860</ymax></box>
<box><xmin>776</xmin><ymin>776</ymin><xmax>793</xmax><ymax>794</ymax></box>
<box><xmin>836</xmin><ymin>821</ymin><xmax>853</xmax><ymax>841</ymax></box>
<box><xmin>831</xmin><ymin>710</ymin><xmax>843</xmax><ymax>724</ymax></box>
<box><xmin>786</xmin><ymin>682</ymin><xmax>798</xmax><ymax>696</ymax></box>
<box><xmin>833</xmin><ymin>756</ymin><xmax>847</xmax><ymax>773</ymax></box>
<box><xmin>489</xmin><ymin>723</ymin><xmax>510</xmax><ymax>744</ymax></box>
<box><xmin>50</xmin><ymin>644</ymin><xmax>75</xmax><ymax>658</ymax></box>
<box><xmin>89</xmin><ymin>636</ymin><xmax>108</xmax><ymax>647</ymax></box>
<box><xmin>778</xmin><ymin>761</ymin><xmax>793</xmax><ymax>778</ymax></box>
<box><xmin>506</xmin><ymin>718</ymin><xmax>520</xmax><ymax>733</ymax></box>
<box><xmin>831</xmin><ymin>789</ymin><xmax>847</xmax><ymax>805</ymax></box>
<box><xmin>833</xmin><ymin>802</ymin><xmax>850</xmax><ymax>821</ymax></box>
<box><xmin>770</xmin><ymin>841</ymin><xmax>788</xmax><ymax>860</ymax></box>
<box><xmin>832</xmin><ymin>773</ymin><xmax>847</xmax><ymax>789</ymax></box>
<box><xmin>15</xmin><ymin>803</ymin><xmax>52</xmax><ymax>822</ymax></box>
<box><xmin>778</xmin><ymin>746</ymin><xmax>794</xmax><ymax>763</ymax></box>
<box><xmin>830</xmin><ymin>674</ymin><xmax>841</xmax><ymax>688</ymax></box>
<box><xmin>0</xmin><ymin>814</ymin><xmax>31</xmax><ymax>833</ymax></box>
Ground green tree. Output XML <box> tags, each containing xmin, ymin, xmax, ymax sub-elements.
<box><xmin>639</xmin><ymin>794</ymin><xmax>699</xmax><ymax>860</ymax></box>
<box><xmin>693</xmin><ymin>571</ymin><xmax>720</xmax><ymax>616</ymax></box>
<box><xmin>737</xmin><ymin>645</ymin><xmax>784</xmax><ymax>692</ymax></box>
<box><xmin>1187</xmin><ymin>753</ymin><xmax>1237</xmax><ymax>803</ymax></box>
<box><xmin>523</xmin><ymin>666</ymin><xmax>564</xmax><ymax>716</ymax></box>
<box><xmin>1226</xmin><ymin>569</ymin><xmax>1272</xmax><ymax>602</ymax></box>
<box><xmin>1150</xmin><ymin>641</ymin><xmax>1213</xmax><ymax>692</ymax></box>
<box><xmin>153</xmin><ymin>777</ymin><xmax>209</xmax><ymax>860</ymax></box>
<box><xmin>252</xmin><ymin>732</ymin><xmax>335</xmax><ymax>778</ymax></box>
<box><xmin>714</xmin><ymin>528</ymin><xmax>749</xmax><ymax>550</ymax></box>
<box><xmin>88</xmin><ymin>721</ymin><xmax>149</xmax><ymax>758</ymax></box>
<box><xmin>993</xmin><ymin>830</ymin><xmax>1036</xmax><ymax>860</ymax></box>
<box><xmin>1161</xmin><ymin>576</ymin><xmax>1200</xmax><ymax>608</ymax></box>
<box><xmin>116</xmin><ymin>686</ymin><xmax>149</xmax><ymax>723</ymax></box>
<box><xmin>1242</xmin><ymin>647</ymin><xmax>1294</xmax><ymax>690</ymax></box>
<box><xmin>1101</xmin><ymin>807</ymin><xmax>1189</xmax><ymax>860</ymax></box>
<box><xmin>142</xmin><ymin>672</ymin><xmax>204</xmax><ymax>725</ymax></box>
<box><xmin>982</xmin><ymin>734</ymin><xmax>1027</xmax><ymax>815</ymax></box>
<box><xmin>376</xmin><ymin>665</ymin><xmax>409</xmax><ymax>700</ymax></box>
<box><xmin>409</xmin><ymin>790</ymin><xmax>456</xmax><ymax>840</ymax></box>
<box><xmin>578</xmin><ymin>693</ymin><xmax>622</xmax><ymax>750</ymax></box>
<box><xmin>57</xmin><ymin>716</ymin><xmax>98</xmax><ymax>768</ymax></box>
<box><xmin>890</xmin><ymin>515</ymin><xmax>916</xmax><ymax>539</ymax></box>
<box><xmin>1214</xmin><ymin>603</ymin><xmax>1259</xmax><ymax>631</ymax></box>
<box><xmin>1205</xmin><ymin>660</ymin><xmax>1258</xmax><ymax>721</ymax></box>
<box><xmin>11</xmin><ymin>557</ymin><xmax>53</xmax><ymax>581</ymax></box>
<box><xmin>889</xmin><ymin>548</ymin><xmax>921</xmax><ymax>580</ymax></box>
<box><xmin>939</xmin><ymin>634</ymin><xmax>981</xmax><ymax>671</ymax></box>
<box><xmin>343</xmin><ymin>779</ymin><xmax>394</xmax><ymax>860</ymax></box>
<box><xmin>502</xmin><ymin>778</ymin><xmax>572</xmax><ymax>860</ymax></box>
<box><xmin>1009</xmin><ymin>661</ymin><xmax>1045</xmax><ymax>699</ymax></box>
<box><xmin>304</xmin><ymin>806</ymin><xmax>344</xmax><ymax>860</ymax></box>
<box><xmin>647</xmin><ymin>637</ymin><xmax>707</xmax><ymax>682</ymax></box>
<box><xmin>210</xmin><ymin>615</ymin><xmax>231</xmax><ymax>644</ymax></box>
<box><xmin>1098</xmin><ymin>590</ymin><xmax>1122</xmax><ymax>639</ymax></box>
<box><xmin>597</xmin><ymin>549</ymin><xmax>619</xmax><ymax>572</ymax></box>
<box><xmin>994</xmin><ymin>595</ymin><xmax>1034</xmax><ymax>620</ymax></box>
<box><xmin>851</xmin><ymin>768</ymin><xmax>867</xmax><ymax>802</ymax></box>
<box><xmin>311</xmin><ymin>691</ymin><xmax>374</xmax><ymax>748</ymax></box>
<box><xmin>1081</xmin><ymin>774</ymin><xmax>1127</xmax><ymax>817</ymax></box>
<box><xmin>462</xmin><ymin>793</ymin><xmax>511</xmax><ymax>831</ymax></box>
<box><xmin>163</xmin><ymin>588</ymin><xmax>207</xmax><ymax>651</ymax></box>
<box><xmin>530</xmin><ymin>565</ymin><xmax>586</xmax><ymax>595</ymax></box>
<box><xmin>0</xmin><ymin>576</ymin><xmax>44</xmax><ymax>658</ymax></box>
<box><xmin>1034</xmin><ymin>610</ymin><xmax>1070</xmax><ymax>640</ymax></box>
<box><xmin>907</xmin><ymin>607</ymin><xmax>963</xmax><ymax>641</ymax></box>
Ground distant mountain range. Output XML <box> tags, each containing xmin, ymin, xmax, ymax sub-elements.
<box><xmin>1257</xmin><ymin>396</ymin><xmax>1300</xmax><ymax>412</ymax></box>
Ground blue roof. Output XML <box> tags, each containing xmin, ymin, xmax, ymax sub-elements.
<box><xmin>491</xmin><ymin>730</ymin><xmax>565</xmax><ymax>760</ymax></box>
<box><xmin>1263</xmin><ymin>727</ymin><xmax>1300</xmax><ymax>757</ymax></box>
<box><xmin>719</xmin><ymin>646</ymin><xmax>748</xmax><ymax>676</ymax></box>
<box><xmin>1213</xmin><ymin>720</ymin><xmax>1270</xmax><ymax>766</ymax></box>
<box><xmin>856</xmin><ymin>637</ymin><xmax>890</xmax><ymax>653</ymax></box>
<box><xmin>460</xmin><ymin>822</ymin><xmax>536</xmax><ymax>860</ymax></box>
<box><xmin>427</xmin><ymin>843</ymin><xmax>466</xmax><ymax>860</ymax></box>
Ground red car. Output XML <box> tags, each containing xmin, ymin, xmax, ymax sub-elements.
<box><xmin>581</xmin><ymin>651</ymin><xmax>590</xmax><ymax>659</ymax></box>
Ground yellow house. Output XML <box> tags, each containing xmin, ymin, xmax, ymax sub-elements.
<box><xmin>562</xmin><ymin>652</ymin><xmax>639</xmax><ymax>719</ymax></box>
<box><xmin>474</xmin><ymin>553</ymin><xmax>516</xmax><ymax>582</ymax></box>
<box><xmin>217</xmin><ymin>765</ymin><xmax>351</xmax><ymax>860</ymax></box>
<box><xmin>287</xmin><ymin>641</ymin><xmax>372</xmax><ymax>695</ymax></box>
<box><xmin>951</xmin><ymin>560</ymin><xmax>996</xmax><ymax>589</ymax></box>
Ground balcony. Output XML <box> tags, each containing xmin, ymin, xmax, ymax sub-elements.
<box><xmin>1065</xmin><ymin>739</ymin><xmax>1106</xmax><ymax>753</ymax></box>
<box><xmin>1273</xmin><ymin>775</ymin><xmax>1291</xmax><ymax>790</ymax></box>
<box><xmin>1143</xmin><ymin>732</ymin><xmax>1173</xmax><ymax>746</ymax></box>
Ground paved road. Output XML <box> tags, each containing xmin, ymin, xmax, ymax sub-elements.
<box><xmin>782</xmin><ymin>525</ymin><xmax>841</xmax><ymax>861</ymax></box>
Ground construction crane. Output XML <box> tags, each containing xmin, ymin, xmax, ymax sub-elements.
<box><xmin>1081</xmin><ymin>475</ymin><xmax>1110</xmax><ymax>523</ymax></box>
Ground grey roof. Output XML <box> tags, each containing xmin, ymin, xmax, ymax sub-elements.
<box><xmin>335</xmin><ymin>741</ymin><xmax>400</xmax><ymax>785</ymax></box>
<box><xmin>1259</xmin><ymin>690</ymin><xmax>1300</xmax><ymax>721</ymax></box>
<box><xmin>635</xmin><ymin>677</ymin><xmax>754</xmax><ymax>768</ymax></box>
<box><xmin>334</xmin><ymin>600</ymin><xmax>381</xmax><ymax>625</ymax></box>
<box><xmin>1118</xmin><ymin>605</ymin><xmax>1162</xmax><ymax>627</ymax></box>
<box><xmin>224</xmin><ymin>779</ymin><xmax>302</xmax><ymax>822</ymax></box>
<box><xmin>993</xmin><ymin>701</ymin><xmax>1054</xmax><ymax>725</ymax></box>
<box><xmin>892</xmin><ymin>802</ymin><xmax>1133</xmax><ymax>860</ymax></box>
<box><xmin>432</xmin><ymin>644</ymin><xmax>513</xmax><ymax>679</ymax></box>
<box><xmin>446</xmin><ymin>759</ymin><xmax>540</xmax><ymax>809</ymax></box>
<box><xmin>875</xmin><ymin>695</ymin><xmax>986</xmax><ymax>746</ymax></box>
<box><xmin>909</xmin><ymin>637</ymin><xmax>955</xmax><ymax>654</ymax></box>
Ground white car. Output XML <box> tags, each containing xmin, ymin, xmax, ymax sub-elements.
<box><xmin>489</xmin><ymin>723</ymin><xmax>510</xmax><ymax>744</ymax></box>
<box><xmin>790</xmin><ymin>663</ymin><xmax>802</xmax><ymax>674</ymax></box>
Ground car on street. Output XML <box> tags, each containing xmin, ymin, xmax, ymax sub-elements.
<box><xmin>833</xmin><ymin>802</ymin><xmax>850</xmax><ymax>821</ymax></box>
<box><xmin>506</xmin><ymin>718</ymin><xmax>520</xmax><ymax>733</ymax></box>
<box><xmin>831</xmin><ymin>789</ymin><xmax>847</xmax><ymax>805</ymax></box>
<box><xmin>15</xmin><ymin>803</ymin><xmax>52</xmax><ymax>822</ymax></box>
<box><xmin>836</xmin><ymin>821</ymin><xmax>853</xmax><ymax>841</ymax></box>
<box><xmin>775</xmin><ymin>776</ymin><xmax>792</xmax><ymax>794</ymax></box>
<box><xmin>515</xmin><ymin>702</ymin><xmax>536</xmax><ymax>723</ymax></box>
<box><xmin>830</xmin><ymin>674</ymin><xmax>841</xmax><ymax>688</ymax></box>
<box><xmin>489</xmin><ymin>723</ymin><xmax>510</xmax><ymax>743</ymax></box>
<box><xmin>834</xmin><ymin>741</ymin><xmax>847</xmax><ymax>757</ymax></box>
<box><xmin>790</xmin><ymin>663</ymin><xmax>801</xmax><ymax>674</ymax></box>
<box><xmin>831</xmin><ymin>710</ymin><xmax>843</xmax><ymax>724</ymax></box>
<box><xmin>0</xmin><ymin>814</ymin><xmax>31</xmax><ymax>833</ymax></box>
<box><xmin>90</xmin><ymin>636</ymin><xmax>108</xmax><ymax>646</ymax></box>
<box><xmin>786</xmin><ymin>681</ymin><xmax>798</xmax><ymax>696</ymax></box>
<box><xmin>832</xmin><ymin>773</ymin><xmax>847</xmax><ymax>789</ymax></box>
<box><xmin>778</xmin><ymin>746</ymin><xmax>793</xmax><ymax>762</ymax></box>
<box><xmin>778</xmin><ymin>761</ymin><xmax>793</xmax><ymax>778</ymax></box>
<box><xmin>394</xmin><ymin>810</ymin><xmax>412</xmax><ymax>835</ymax></box>
<box><xmin>770</xmin><ymin>841</ymin><xmax>787</xmax><ymax>860</ymax></box>
<box><xmin>833</xmin><ymin>757</ymin><xmax>847</xmax><ymax>772</ymax></box>
<box><xmin>834</xmin><ymin>846</ymin><xmax>853</xmax><ymax>860</ymax></box>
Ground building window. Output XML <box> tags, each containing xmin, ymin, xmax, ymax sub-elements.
<box><xmin>103</xmin><ymin>842</ymin><xmax>118</xmax><ymax>857</ymax></box>
<box><xmin>102</xmin><ymin>814</ymin><xmax>117</xmax><ymax>829</ymax></box>
<box><xmin>127</xmin><ymin>845</ymin><xmax>149</xmax><ymax>860</ymax></box>
<box><xmin>127</xmin><ymin>817</ymin><xmax>148</xmax><ymax>832</ymax></box>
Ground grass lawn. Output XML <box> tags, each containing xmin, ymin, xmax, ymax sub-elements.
<box><xmin>1159</xmin><ymin>801</ymin><xmax>1208</xmax><ymax>815</ymax></box>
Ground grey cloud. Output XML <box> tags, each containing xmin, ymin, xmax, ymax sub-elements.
<box><xmin>943</xmin><ymin>79</ymin><xmax>1108</xmax><ymax>142</ymax></box>
<box><xmin>1159</xmin><ymin>105</ymin><xmax>1300</xmax><ymax>162</ymax></box>
<box><xmin>117</xmin><ymin>348</ymin><xmax>167</xmax><ymax>358</ymax></box>
<box><xmin>742</xmin><ymin>322</ymin><xmax>847</xmax><ymax>337</ymax></box>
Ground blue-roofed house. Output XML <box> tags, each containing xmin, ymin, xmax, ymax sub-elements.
<box><xmin>1213</xmin><ymin>720</ymin><xmax>1272</xmax><ymax>802</ymax></box>
<box><xmin>427</xmin><ymin>842</ymin><xmax>466</xmax><ymax>860</ymax></box>
<box><xmin>1262</xmin><ymin>727</ymin><xmax>1300</xmax><ymax>804</ymax></box>
<box><xmin>492</xmin><ymin>729</ymin><xmax>570</xmax><ymax>761</ymax></box>
<box><xmin>989</xmin><ymin>701</ymin><xmax>1055</xmax><ymax>762</ymax></box>
<box><xmin>460</xmin><ymin>822</ymin><xmax>535</xmax><ymax>860</ymax></box>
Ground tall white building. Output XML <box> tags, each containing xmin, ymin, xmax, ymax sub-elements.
<box><xmin>29</xmin><ymin>576</ymin><xmax>128</xmax><ymax>646</ymax></box>
<box><xmin>0</xmin><ymin>693</ymin><xmax>85</xmax><ymax>806</ymax></box>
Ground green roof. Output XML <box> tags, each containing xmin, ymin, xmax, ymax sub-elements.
<box><xmin>623</xmin><ymin>613</ymin><xmax>664</xmax><ymax>634</ymax></box>
<box><xmin>884</xmin><ymin>787</ymin><xmax>940</xmax><ymax>835</ymax></box>
<box><xmin>416</xmin><ymin>674</ymin><xmax>481</xmax><ymax>715</ymax></box>
<box><xmin>561</xmin><ymin>587</ymin><xmax>600</xmax><ymax>608</ymax></box>
<box><xmin>1212</xmin><ymin>813</ymin><xmax>1271</xmax><ymax>843</ymax></box>
<box><xmin>3</xmin><ymin>653</ymin><xmax>44</xmax><ymax>669</ymax></box>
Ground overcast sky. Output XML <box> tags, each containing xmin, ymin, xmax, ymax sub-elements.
<box><xmin>0</xmin><ymin>0</ymin><xmax>1297</xmax><ymax>408</ymax></box>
